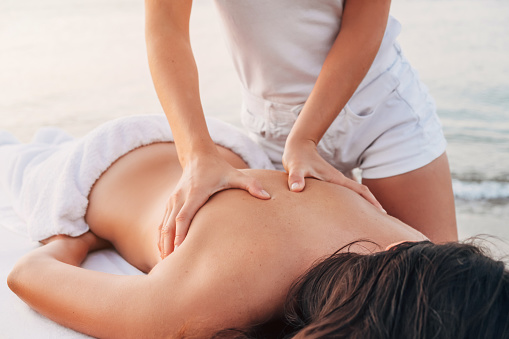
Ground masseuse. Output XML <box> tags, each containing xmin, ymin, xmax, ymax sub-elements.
<box><xmin>145</xmin><ymin>0</ymin><xmax>457</xmax><ymax>257</ymax></box>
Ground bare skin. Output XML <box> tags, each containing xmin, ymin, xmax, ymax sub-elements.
<box><xmin>283</xmin><ymin>0</ymin><xmax>393</xmax><ymax>191</ymax></box>
<box><xmin>145</xmin><ymin>0</ymin><xmax>390</xmax><ymax>255</ymax></box>
<box><xmin>144</xmin><ymin>0</ymin><xmax>456</xmax><ymax>253</ymax></box>
<box><xmin>8</xmin><ymin>143</ymin><xmax>426</xmax><ymax>338</ymax></box>
<box><xmin>363</xmin><ymin>152</ymin><xmax>458</xmax><ymax>243</ymax></box>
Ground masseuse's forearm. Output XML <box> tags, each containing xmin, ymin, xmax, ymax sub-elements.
<box><xmin>145</xmin><ymin>0</ymin><xmax>217</xmax><ymax>166</ymax></box>
<box><xmin>289</xmin><ymin>0</ymin><xmax>392</xmax><ymax>144</ymax></box>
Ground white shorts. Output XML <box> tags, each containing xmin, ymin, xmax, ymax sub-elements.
<box><xmin>240</xmin><ymin>44</ymin><xmax>447</xmax><ymax>179</ymax></box>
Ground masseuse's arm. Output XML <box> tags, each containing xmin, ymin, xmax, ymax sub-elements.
<box><xmin>282</xmin><ymin>0</ymin><xmax>390</xmax><ymax>210</ymax></box>
<box><xmin>145</xmin><ymin>0</ymin><xmax>269</xmax><ymax>258</ymax></box>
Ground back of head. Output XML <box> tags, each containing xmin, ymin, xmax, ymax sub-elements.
<box><xmin>285</xmin><ymin>241</ymin><xmax>509</xmax><ymax>339</ymax></box>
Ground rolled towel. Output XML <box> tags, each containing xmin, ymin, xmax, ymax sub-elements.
<box><xmin>0</xmin><ymin>114</ymin><xmax>275</xmax><ymax>241</ymax></box>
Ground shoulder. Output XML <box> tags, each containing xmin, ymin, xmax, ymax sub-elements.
<box><xmin>147</xmin><ymin>241</ymin><xmax>289</xmax><ymax>336</ymax></box>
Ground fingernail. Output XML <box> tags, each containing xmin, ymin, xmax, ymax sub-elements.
<box><xmin>291</xmin><ymin>182</ymin><xmax>300</xmax><ymax>191</ymax></box>
<box><xmin>261</xmin><ymin>190</ymin><xmax>270</xmax><ymax>198</ymax></box>
<box><xmin>174</xmin><ymin>244</ymin><xmax>179</xmax><ymax>251</ymax></box>
<box><xmin>383</xmin><ymin>209</ymin><xmax>387</xmax><ymax>214</ymax></box>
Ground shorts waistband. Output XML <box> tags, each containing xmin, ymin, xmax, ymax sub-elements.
<box><xmin>241</xmin><ymin>88</ymin><xmax>304</xmax><ymax>124</ymax></box>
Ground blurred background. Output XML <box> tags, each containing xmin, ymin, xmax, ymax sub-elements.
<box><xmin>1</xmin><ymin>0</ymin><xmax>508</xmax><ymax>250</ymax></box>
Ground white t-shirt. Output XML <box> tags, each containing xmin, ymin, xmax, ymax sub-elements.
<box><xmin>214</xmin><ymin>0</ymin><xmax>402</xmax><ymax>108</ymax></box>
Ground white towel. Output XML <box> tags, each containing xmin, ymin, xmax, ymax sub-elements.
<box><xmin>0</xmin><ymin>115</ymin><xmax>275</xmax><ymax>241</ymax></box>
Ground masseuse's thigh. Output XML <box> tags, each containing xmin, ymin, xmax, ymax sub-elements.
<box><xmin>363</xmin><ymin>152</ymin><xmax>457</xmax><ymax>243</ymax></box>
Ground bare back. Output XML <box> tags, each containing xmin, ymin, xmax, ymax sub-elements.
<box><xmin>85</xmin><ymin>142</ymin><xmax>426</xmax><ymax>337</ymax></box>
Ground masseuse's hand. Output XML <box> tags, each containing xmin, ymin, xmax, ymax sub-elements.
<box><xmin>282</xmin><ymin>138</ymin><xmax>385</xmax><ymax>212</ymax></box>
<box><xmin>158</xmin><ymin>154</ymin><xmax>270</xmax><ymax>259</ymax></box>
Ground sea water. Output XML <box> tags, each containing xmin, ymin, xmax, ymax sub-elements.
<box><xmin>0</xmin><ymin>0</ymin><xmax>508</xmax><ymax>247</ymax></box>
<box><xmin>391</xmin><ymin>1</ymin><xmax>509</xmax><ymax>244</ymax></box>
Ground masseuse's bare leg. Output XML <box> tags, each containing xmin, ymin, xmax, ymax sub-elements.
<box><xmin>363</xmin><ymin>152</ymin><xmax>457</xmax><ymax>243</ymax></box>
<box><xmin>86</xmin><ymin>142</ymin><xmax>248</xmax><ymax>273</ymax></box>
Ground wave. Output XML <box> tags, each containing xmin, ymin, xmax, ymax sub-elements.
<box><xmin>453</xmin><ymin>179</ymin><xmax>509</xmax><ymax>201</ymax></box>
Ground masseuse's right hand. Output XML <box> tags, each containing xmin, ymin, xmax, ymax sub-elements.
<box><xmin>145</xmin><ymin>0</ymin><xmax>270</xmax><ymax>259</ymax></box>
<box><xmin>158</xmin><ymin>153</ymin><xmax>270</xmax><ymax>259</ymax></box>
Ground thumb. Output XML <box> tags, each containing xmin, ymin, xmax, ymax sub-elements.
<box><xmin>231</xmin><ymin>172</ymin><xmax>271</xmax><ymax>200</ymax></box>
<box><xmin>288</xmin><ymin>170</ymin><xmax>306</xmax><ymax>192</ymax></box>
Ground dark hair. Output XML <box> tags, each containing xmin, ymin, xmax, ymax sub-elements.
<box><xmin>214</xmin><ymin>241</ymin><xmax>509</xmax><ymax>339</ymax></box>
<box><xmin>285</xmin><ymin>241</ymin><xmax>509</xmax><ymax>339</ymax></box>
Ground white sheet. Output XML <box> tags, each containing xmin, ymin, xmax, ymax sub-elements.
<box><xmin>0</xmin><ymin>179</ymin><xmax>143</xmax><ymax>338</ymax></box>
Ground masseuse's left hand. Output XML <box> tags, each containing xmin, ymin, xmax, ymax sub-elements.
<box><xmin>282</xmin><ymin>138</ymin><xmax>385</xmax><ymax>212</ymax></box>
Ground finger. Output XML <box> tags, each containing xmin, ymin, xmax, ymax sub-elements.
<box><xmin>158</xmin><ymin>205</ymin><xmax>170</xmax><ymax>253</ymax></box>
<box><xmin>335</xmin><ymin>176</ymin><xmax>386</xmax><ymax>213</ymax></box>
<box><xmin>161</xmin><ymin>206</ymin><xmax>178</xmax><ymax>258</ymax></box>
<box><xmin>161</xmin><ymin>224</ymin><xmax>175</xmax><ymax>259</ymax></box>
<box><xmin>174</xmin><ymin>193</ymin><xmax>210</xmax><ymax>248</ymax></box>
<box><xmin>230</xmin><ymin>173</ymin><xmax>271</xmax><ymax>199</ymax></box>
<box><xmin>159</xmin><ymin>203</ymin><xmax>174</xmax><ymax>256</ymax></box>
<box><xmin>157</xmin><ymin>229</ymin><xmax>161</xmax><ymax>254</ymax></box>
<box><xmin>288</xmin><ymin>169</ymin><xmax>306</xmax><ymax>192</ymax></box>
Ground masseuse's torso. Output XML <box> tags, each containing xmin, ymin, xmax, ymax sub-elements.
<box><xmin>214</xmin><ymin>0</ymin><xmax>401</xmax><ymax>106</ymax></box>
<box><xmin>86</xmin><ymin>142</ymin><xmax>425</xmax><ymax>336</ymax></box>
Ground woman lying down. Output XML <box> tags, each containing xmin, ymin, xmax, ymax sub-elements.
<box><xmin>3</xmin><ymin>115</ymin><xmax>508</xmax><ymax>338</ymax></box>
